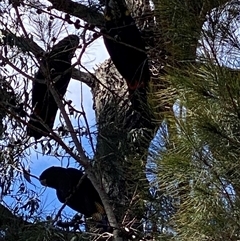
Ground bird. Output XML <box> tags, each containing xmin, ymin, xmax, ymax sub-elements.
<box><xmin>103</xmin><ymin>0</ymin><xmax>150</xmax><ymax>111</ymax></box>
<box><xmin>39</xmin><ymin>167</ymin><xmax>106</xmax><ymax>227</ymax></box>
<box><xmin>27</xmin><ymin>35</ymin><xmax>79</xmax><ymax>139</ymax></box>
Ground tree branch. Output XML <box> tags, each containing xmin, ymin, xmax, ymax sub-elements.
<box><xmin>1</xmin><ymin>29</ymin><xmax>43</xmax><ymax>55</ymax></box>
<box><xmin>47</xmin><ymin>0</ymin><xmax>104</xmax><ymax>26</ymax></box>
<box><xmin>72</xmin><ymin>68</ymin><xmax>96</xmax><ymax>87</ymax></box>
<box><xmin>1</xmin><ymin>30</ymin><xmax>95</xmax><ymax>87</ymax></box>
<box><xmin>48</xmin><ymin>74</ymin><xmax>121</xmax><ymax>238</ymax></box>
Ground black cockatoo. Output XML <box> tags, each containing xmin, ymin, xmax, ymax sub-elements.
<box><xmin>27</xmin><ymin>35</ymin><xmax>79</xmax><ymax>139</ymax></box>
<box><xmin>103</xmin><ymin>0</ymin><xmax>150</xmax><ymax>111</ymax></box>
<box><xmin>39</xmin><ymin>167</ymin><xmax>106</xmax><ymax>227</ymax></box>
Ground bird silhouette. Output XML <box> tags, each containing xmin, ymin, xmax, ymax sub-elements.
<box><xmin>39</xmin><ymin>167</ymin><xmax>107</xmax><ymax>229</ymax></box>
<box><xmin>103</xmin><ymin>1</ymin><xmax>150</xmax><ymax>111</ymax></box>
<box><xmin>27</xmin><ymin>35</ymin><xmax>79</xmax><ymax>139</ymax></box>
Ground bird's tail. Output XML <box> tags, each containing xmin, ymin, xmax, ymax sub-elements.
<box><xmin>92</xmin><ymin>202</ymin><xmax>110</xmax><ymax>232</ymax></box>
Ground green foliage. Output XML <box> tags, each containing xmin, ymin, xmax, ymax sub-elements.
<box><xmin>153</xmin><ymin>52</ymin><xmax>240</xmax><ymax>240</ymax></box>
<box><xmin>145</xmin><ymin>2</ymin><xmax>240</xmax><ymax>240</ymax></box>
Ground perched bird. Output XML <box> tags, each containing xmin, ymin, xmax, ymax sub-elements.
<box><xmin>103</xmin><ymin>0</ymin><xmax>150</xmax><ymax>111</ymax></box>
<box><xmin>39</xmin><ymin>167</ymin><xmax>106</xmax><ymax>226</ymax></box>
<box><xmin>27</xmin><ymin>35</ymin><xmax>79</xmax><ymax>139</ymax></box>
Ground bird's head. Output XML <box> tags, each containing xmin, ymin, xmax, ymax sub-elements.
<box><xmin>39</xmin><ymin>166</ymin><xmax>66</xmax><ymax>189</ymax></box>
<box><xmin>49</xmin><ymin>35</ymin><xmax>79</xmax><ymax>61</ymax></box>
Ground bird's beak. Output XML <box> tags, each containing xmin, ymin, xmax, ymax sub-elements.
<box><xmin>40</xmin><ymin>179</ymin><xmax>47</xmax><ymax>186</ymax></box>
